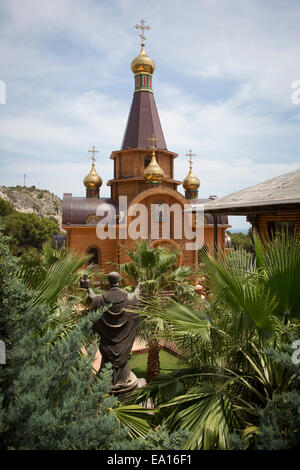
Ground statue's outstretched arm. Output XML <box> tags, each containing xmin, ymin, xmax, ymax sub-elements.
<box><xmin>128</xmin><ymin>281</ymin><xmax>141</xmax><ymax>303</ymax></box>
<box><xmin>87</xmin><ymin>287</ymin><xmax>96</xmax><ymax>300</ymax></box>
<box><xmin>80</xmin><ymin>275</ymin><xmax>96</xmax><ymax>300</ymax></box>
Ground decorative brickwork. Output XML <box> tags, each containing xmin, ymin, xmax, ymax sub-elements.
<box><xmin>86</xmin><ymin>188</ymin><xmax>99</xmax><ymax>199</ymax></box>
<box><xmin>185</xmin><ymin>189</ymin><xmax>198</xmax><ymax>200</ymax></box>
<box><xmin>146</xmin><ymin>181</ymin><xmax>161</xmax><ymax>189</ymax></box>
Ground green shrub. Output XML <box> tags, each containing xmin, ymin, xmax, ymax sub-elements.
<box><xmin>3</xmin><ymin>212</ymin><xmax>59</xmax><ymax>255</ymax></box>
<box><xmin>0</xmin><ymin>199</ymin><xmax>14</xmax><ymax>217</ymax></box>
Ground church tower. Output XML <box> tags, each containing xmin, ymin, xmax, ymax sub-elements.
<box><xmin>62</xmin><ymin>20</ymin><xmax>229</xmax><ymax>272</ymax></box>
<box><xmin>107</xmin><ymin>20</ymin><xmax>181</xmax><ymax>203</ymax></box>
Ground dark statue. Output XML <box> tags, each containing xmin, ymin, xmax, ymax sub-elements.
<box><xmin>81</xmin><ymin>272</ymin><xmax>140</xmax><ymax>394</ymax></box>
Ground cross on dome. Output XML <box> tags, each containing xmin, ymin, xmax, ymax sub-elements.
<box><xmin>147</xmin><ymin>133</ymin><xmax>159</xmax><ymax>154</ymax></box>
<box><xmin>88</xmin><ymin>145</ymin><xmax>99</xmax><ymax>163</ymax></box>
<box><xmin>135</xmin><ymin>19</ymin><xmax>151</xmax><ymax>44</ymax></box>
<box><xmin>186</xmin><ymin>149</ymin><xmax>196</xmax><ymax>168</ymax></box>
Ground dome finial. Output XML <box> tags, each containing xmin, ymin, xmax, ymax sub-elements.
<box><xmin>144</xmin><ymin>133</ymin><xmax>164</xmax><ymax>188</ymax></box>
<box><xmin>84</xmin><ymin>146</ymin><xmax>102</xmax><ymax>198</ymax></box>
<box><xmin>148</xmin><ymin>133</ymin><xmax>159</xmax><ymax>157</ymax></box>
<box><xmin>186</xmin><ymin>149</ymin><xmax>196</xmax><ymax>170</ymax></box>
<box><xmin>131</xmin><ymin>19</ymin><xmax>155</xmax><ymax>76</ymax></box>
<box><xmin>183</xmin><ymin>149</ymin><xmax>200</xmax><ymax>199</ymax></box>
<box><xmin>88</xmin><ymin>145</ymin><xmax>99</xmax><ymax>164</ymax></box>
<box><xmin>135</xmin><ymin>18</ymin><xmax>151</xmax><ymax>47</ymax></box>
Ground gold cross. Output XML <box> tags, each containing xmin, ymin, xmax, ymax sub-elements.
<box><xmin>135</xmin><ymin>19</ymin><xmax>151</xmax><ymax>43</ymax></box>
<box><xmin>147</xmin><ymin>133</ymin><xmax>159</xmax><ymax>154</ymax></box>
<box><xmin>186</xmin><ymin>149</ymin><xmax>196</xmax><ymax>168</ymax></box>
<box><xmin>88</xmin><ymin>145</ymin><xmax>99</xmax><ymax>163</ymax></box>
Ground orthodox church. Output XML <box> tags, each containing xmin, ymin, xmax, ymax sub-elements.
<box><xmin>62</xmin><ymin>21</ymin><xmax>229</xmax><ymax>271</ymax></box>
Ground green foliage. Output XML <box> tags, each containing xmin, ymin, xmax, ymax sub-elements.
<box><xmin>162</xmin><ymin>383</ymin><xmax>238</xmax><ymax>450</ymax></box>
<box><xmin>255</xmin><ymin>391</ymin><xmax>300</xmax><ymax>450</ymax></box>
<box><xmin>2</xmin><ymin>211</ymin><xmax>59</xmax><ymax>255</ymax></box>
<box><xmin>19</xmin><ymin>247</ymin><xmax>41</xmax><ymax>268</ymax></box>
<box><xmin>17</xmin><ymin>242</ymin><xmax>102</xmax><ymax>347</ymax></box>
<box><xmin>227</xmin><ymin>229</ymin><xmax>252</xmax><ymax>252</ymax></box>
<box><xmin>0</xmin><ymin>229</ymin><xmax>184</xmax><ymax>450</ymax></box>
<box><xmin>202</xmin><ymin>231</ymin><xmax>300</xmax><ymax>331</ymax></box>
<box><xmin>0</xmin><ymin>198</ymin><xmax>14</xmax><ymax>217</ymax></box>
<box><xmin>110</xmin><ymin>404</ymin><xmax>152</xmax><ymax>438</ymax></box>
<box><xmin>254</xmin><ymin>231</ymin><xmax>300</xmax><ymax>319</ymax></box>
<box><xmin>0</xmin><ymin>229</ymin><xmax>122</xmax><ymax>449</ymax></box>
<box><xmin>230</xmin><ymin>391</ymin><xmax>300</xmax><ymax>450</ymax></box>
<box><xmin>114</xmin><ymin>240</ymin><xmax>197</xmax><ymax>382</ymax></box>
<box><xmin>127</xmin><ymin>234</ymin><xmax>300</xmax><ymax>449</ymax></box>
<box><xmin>113</xmin><ymin>423</ymin><xmax>189</xmax><ymax>451</ymax></box>
<box><xmin>230</xmin><ymin>347</ymin><xmax>300</xmax><ymax>450</ymax></box>
<box><xmin>117</xmin><ymin>240</ymin><xmax>195</xmax><ymax>298</ymax></box>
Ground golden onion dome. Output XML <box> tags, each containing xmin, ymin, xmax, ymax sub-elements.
<box><xmin>131</xmin><ymin>43</ymin><xmax>155</xmax><ymax>75</ymax></box>
<box><xmin>183</xmin><ymin>167</ymin><xmax>200</xmax><ymax>191</ymax></box>
<box><xmin>144</xmin><ymin>153</ymin><xmax>164</xmax><ymax>182</ymax></box>
<box><xmin>83</xmin><ymin>163</ymin><xmax>102</xmax><ymax>189</ymax></box>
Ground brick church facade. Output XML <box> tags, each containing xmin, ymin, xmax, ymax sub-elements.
<box><xmin>62</xmin><ymin>26</ymin><xmax>229</xmax><ymax>272</ymax></box>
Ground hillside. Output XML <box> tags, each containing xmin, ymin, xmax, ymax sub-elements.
<box><xmin>0</xmin><ymin>185</ymin><xmax>62</xmax><ymax>226</ymax></box>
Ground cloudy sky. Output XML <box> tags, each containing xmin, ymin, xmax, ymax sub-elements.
<box><xmin>0</xmin><ymin>0</ymin><xmax>300</xmax><ymax>229</ymax></box>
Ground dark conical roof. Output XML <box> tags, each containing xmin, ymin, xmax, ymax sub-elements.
<box><xmin>121</xmin><ymin>91</ymin><xmax>167</xmax><ymax>150</ymax></box>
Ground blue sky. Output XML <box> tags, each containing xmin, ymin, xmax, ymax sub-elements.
<box><xmin>0</xmin><ymin>0</ymin><xmax>300</xmax><ymax>230</ymax></box>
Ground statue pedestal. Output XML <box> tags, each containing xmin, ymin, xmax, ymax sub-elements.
<box><xmin>112</xmin><ymin>370</ymin><xmax>138</xmax><ymax>398</ymax></box>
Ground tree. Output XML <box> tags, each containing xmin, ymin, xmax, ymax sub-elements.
<box><xmin>116</xmin><ymin>240</ymin><xmax>196</xmax><ymax>382</ymax></box>
<box><xmin>0</xmin><ymin>198</ymin><xmax>14</xmax><ymax>217</ymax></box>
<box><xmin>227</xmin><ymin>229</ymin><xmax>252</xmax><ymax>252</ymax></box>
<box><xmin>230</xmin><ymin>350</ymin><xmax>300</xmax><ymax>450</ymax></box>
<box><xmin>2</xmin><ymin>211</ymin><xmax>59</xmax><ymax>255</ymax></box>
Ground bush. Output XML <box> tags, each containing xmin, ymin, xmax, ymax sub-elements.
<box><xmin>0</xmin><ymin>199</ymin><xmax>14</xmax><ymax>217</ymax></box>
<box><xmin>227</xmin><ymin>229</ymin><xmax>252</xmax><ymax>252</ymax></box>
<box><xmin>230</xmin><ymin>391</ymin><xmax>300</xmax><ymax>450</ymax></box>
<box><xmin>3</xmin><ymin>212</ymin><xmax>59</xmax><ymax>255</ymax></box>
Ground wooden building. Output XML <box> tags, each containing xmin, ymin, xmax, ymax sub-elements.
<box><xmin>62</xmin><ymin>24</ymin><xmax>229</xmax><ymax>271</ymax></box>
<box><xmin>202</xmin><ymin>169</ymin><xmax>300</xmax><ymax>249</ymax></box>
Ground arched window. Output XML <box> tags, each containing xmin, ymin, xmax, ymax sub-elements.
<box><xmin>87</xmin><ymin>246</ymin><xmax>100</xmax><ymax>266</ymax></box>
<box><xmin>144</xmin><ymin>155</ymin><xmax>152</xmax><ymax>168</ymax></box>
<box><xmin>86</xmin><ymin>214</ymin><xmax>100</xmax><ymax>225</ymax></box>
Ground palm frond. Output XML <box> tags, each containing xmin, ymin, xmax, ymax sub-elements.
<box><xmin>201</xmin><ymin>251</ymin><xmax>277</xmax><ymax>337</ymax></box>
<box><xmin>254</xmin><ymin>231</ymin><xmax>300</xmax><ymax>319</ymax></box>
<box><xmin>110</xmin><ymin>404</ymin><xmax>152</xmax><ymax>438</ymax></box>
<box><xmin>162</xmin><ymin>382</ymin><xmax>238</xmax><ymax>450</ymax></box>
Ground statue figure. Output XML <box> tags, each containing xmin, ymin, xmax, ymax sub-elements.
<box><xmin>81</xmin><ymin>272</ymin><xmax>140</xmax><ymax>394</ymax></box>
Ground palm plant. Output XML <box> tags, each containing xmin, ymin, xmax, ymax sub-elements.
<box><xmin>114</xmin><ymin>240</ymin><xmax>196</xmax><ymax>382</ymax></box>
<box><xmin>125</xmin><ymin>233</ymin><xmax>300</xmax><ymax>449</ymax></box>
<box><xmin>17</xmin><ymin>243</ymin><xmax>100</xmax><ymax>342</ymax></box>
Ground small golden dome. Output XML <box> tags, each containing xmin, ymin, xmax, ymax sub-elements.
<box><xmin>144</xmin><ymin>153</ymin><xmax>164</xmax><ymax>182</ymax></box>
<box><xmin>83</xmin><ymin>163</ymin><xmax>102</xmax><ymax>189</ymax></box>
<box><xmin>131</xmin><ymin>44</ymin><xmax>155</xmax><ymax>75</ymax></box>
<box><xmin>183</xmin><ymin>167</ymin><xmax>200</xmax><ymax>191</ymax></box>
